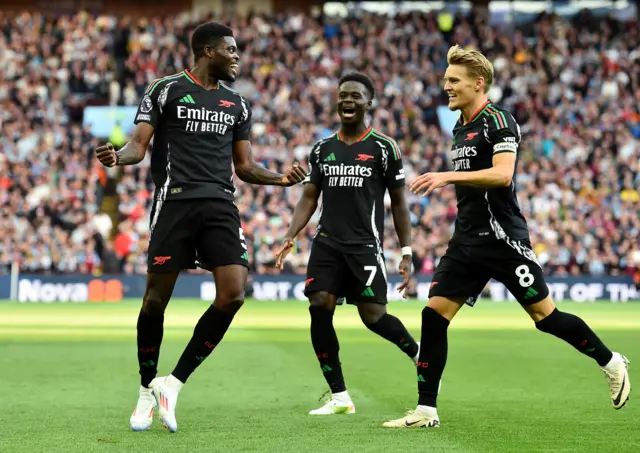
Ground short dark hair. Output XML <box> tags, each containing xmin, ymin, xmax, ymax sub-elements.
<box><xmin>338</xmin><ymin>72</ymin><xmax>375</xmax><ymax>100</ymax></box>
<box><xmin>191</xmin><ymin>22</ymin><xmax>234</xmax><ymax>58</ymax></box>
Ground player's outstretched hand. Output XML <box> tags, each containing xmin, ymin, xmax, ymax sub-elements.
<box><xmin>95</xmin><ymin>142</ymin><xmax>117</xmax><ymax>167</ymax></box>
<box><xmin>281</xmin><ymin>163</ymin><xmax>307</xmax><ymax>186</ymax></box>
<box><xmin>275</xmin><ymin>237</ymin><xmax>295</xmax><ymax>269</ymax></box>
<box><xmin>397</xmin><ymin>256</ymin><xmax>412</xmax><ymax>299</ymax></box>
<box><xmin>410</xmin><ymin>172</ymin><xmax>451</xmax><ymax>196</ymax></box>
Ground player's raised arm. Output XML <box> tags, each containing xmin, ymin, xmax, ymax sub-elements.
<box><xmin>95</xmin><ymin>79</ymin><xmax>165</xmax><ymax>167</ymax></box>
<box><xmin>448</xmin><ymin>151</ymin><xmax>516</xmax><ymax>187</ymax></box>
<box><xmin>410</xmin><ymin>128</ymin><xmax>518</xmax><ymax>195</ymax></box>
<box><xmin>231</xmin><ymin>98</ymin><xmax>306</xmax><ymax>186</ymax></box>
<box><xmin>95</xmin><ymin>122</ymin><xmax>154</xmax><ymax>167</ymax></box>
<box><xmin>445</xmin><ymin>114</ymin><xmax>519</xmax><ymax>189</ymax></box>
<box><xmin>232</xmin><ymin>140</ymin><xmax>306</xmax><ymax>186</ymax></box>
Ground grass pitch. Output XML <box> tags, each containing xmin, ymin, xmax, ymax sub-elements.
<box><xmin>0</xmin><ymin>299</ymin><xmax>638</xmax><ymax>452</ymax></box>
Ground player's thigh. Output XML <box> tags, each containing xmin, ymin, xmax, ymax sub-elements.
<box><xmin>343</xmin><ymin>252</ymin><xmax>388</xmax><ymax>305</ymax></box>
<box><xmin>196</xmin><ymin>199</ymin><xmax>250</xmax><ymax>271</ymax></box>
<box><xmin>147</xmin><ymin>200</ymin><xmax>197</xmax><ymax>272</ymax></box>
<box><xmin>483</xmin><ymin>240</ymin><xmax>550</xmax><ymax>306</ymax></box>
<box><xmin>304</xmin><ymin>241</ymin><xmax>349</xmax><ymax>299</ymax></box>
<box><xmin>429</xmin><ymin>241</ymin><xmax>489</xmax><ymax>308</ymax></box>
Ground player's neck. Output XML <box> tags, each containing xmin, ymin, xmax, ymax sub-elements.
<box><xmin>339</xmin><ymin>123</ymin><xmax>369</xmax><ymax>144</ymax></box>
<box><xmin>189</xmin><ymin>64</ymin><xmax>219</xmax><ymax>90</ymax></box>
<box><xmin>461</xmin><ymin>96</ymin><xmax>489</xmax><ymax>125</ymax></box>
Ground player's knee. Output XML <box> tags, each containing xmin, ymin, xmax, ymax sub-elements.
<box><xmin>427</xmin><ymin>296</ymin><xmax>464</xmax><ymax>321</ymax></box>
<box><xmin>142</xmin><ymin>287</ymin><xmax>170</xmax><ymax>316</ymax></box>
<box><xmin>524</xmin><ymin>296</ymin><xmax>556</xmax><ymax>323</ymax></box>
<box><xmin>308</xmin><ymin>292</ymin><xmax>336</xmax><ymax>312</ymax></box>
<box><xmin>358</xmin><ymin>303</ymin><xmax>386</xmax><ymax>326</ymax></box>
<box><xmin>214</xmin><ymin>289</ymin><xmax>245</xmax><ymax>314</ymax></box>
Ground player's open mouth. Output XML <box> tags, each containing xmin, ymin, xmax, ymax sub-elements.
<box><xmin>229</xmin><ymin>63</ymin><xmax>239</xmax><ymax>75</ymax></box>
<box><xmin>341</xmin><ymin>108</ymin><xmax>356</xmax><ymax>118</ymax></box>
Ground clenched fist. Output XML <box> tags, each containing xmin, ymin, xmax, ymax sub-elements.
<box><xmin>95</xmin><ymin>142</ymin><xmax>118</xmax><ymax>167</ymax></box>
<box><xmin>281</xmin><ymin>163</ymin><xmax>307</xmax><ymax>186</ymax></box>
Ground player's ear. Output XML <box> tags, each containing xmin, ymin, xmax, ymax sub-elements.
<box><xmin>204</xmin><ymin>44</ymin><xmax>215</xmax><ymax>58</ymax></box>
<box><xmin>475</xmin><ymin>77</ymin><xmax>484</xmax><ymax>92</ymax></box>
<box><xmin>365</xmin><ymin>99</ymin><xmax>373</xmax><ymax>110</ymax></box>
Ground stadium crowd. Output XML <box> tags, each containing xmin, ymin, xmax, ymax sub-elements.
<box><xmin>1</xmin><ymin>8</ymin><xmax>639</xmax><ymax>278</ymax></box>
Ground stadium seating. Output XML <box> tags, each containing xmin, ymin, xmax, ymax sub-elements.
<box><xmin>1</xmin><ymin>9</ymin><xmax>638</xmax><ymax>277</ymax></box>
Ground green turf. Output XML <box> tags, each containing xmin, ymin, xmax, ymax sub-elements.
<box><xmin>0</xmin><ymin>300</ymin><xmax>638</xmax><ymax>452</ymax></box>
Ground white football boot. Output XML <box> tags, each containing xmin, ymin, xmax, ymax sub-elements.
<box><xmin>601</xmin><ymin>353</ymin><xmax>630</xmax><ymax>409</ymax></box>
<box><xmin>130</xmin><ymin>386</ymin><xmax>156</xmax><ymax>431</ymax></box>
<box><xmin>383</xmin><ymin>406</ymin><xmax>440</xmax><ymax>428</ymax></box>
<box><xmin>309</xmin><ymin>390</ymin><xmax>356</xmax><ymax>415</ymax></box>
<box><xmin>150</xmin><ymin>375</ymin><xmax>183</xmax><ymax>432</ymax></box>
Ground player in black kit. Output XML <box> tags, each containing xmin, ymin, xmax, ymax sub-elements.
<box><xmin>95</xmin><ymin>23</ymin><xmax>306</xmax><ymax>433</ymax></box>
<box><xmin>275</xmin><ymin>73</ymin><xmax>419</xmax><ymax>415</ymax></box>
<box><xmin>383</xmin><ymin>45</ymin><xmax>630</xmax><ymax>429</ymax></box>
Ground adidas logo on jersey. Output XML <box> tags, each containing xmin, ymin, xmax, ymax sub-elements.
<box><xmin>179</xmin><ymin>94</ymin><xmax>196</xmax><ymax>104</ymax></box>
<box><xmin>324</xmin><ymin>153</ymin><xmax>336</xmax><ymax>162</ymax></box>
<box><xmin>361</xmin><ymin>287</ymin><xmax>375</xmax><ymax>297</ymax></box>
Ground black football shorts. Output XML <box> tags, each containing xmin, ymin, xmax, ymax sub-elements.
<box><xmin>304</xmin><ymin>240</ymin><xmax>388</xmax><ymax>304</ymax></box>
<box><xmin>147</xmin><ymin>198</ymin><xmax>249</xmax><ymax>272</ymax></box>
<box><xmin>429</xmin><ymin>239</ymin><xmax>549</xmax><ymax>306</ymax></box>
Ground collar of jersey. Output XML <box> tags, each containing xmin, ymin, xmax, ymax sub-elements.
<box><xmin>458</xmin><ymin>100</ymin><xmax>492</xmax><ymax>126</ymax></box>
<box><xmin>184</xmin><ymin>69</ymin><xmax>219</xmax><ymax>90</ymax></box>
<box><xmin>336</xmin><ymin>126</ymin><xmax>373</xmax><ymax>143</ymax></box>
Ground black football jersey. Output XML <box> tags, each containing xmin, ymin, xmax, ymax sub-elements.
<box><xmin>305</xmin><ymin>127</ymin><xmax>406</xmax><ymax>254</ymax></box>
<box><xmin>133</xmin><ymin>69</ymin><xmax>251</xmax><ymax>201</ymax></box>
<box><xmin>449</xmin><ymin>101</ymin><xmax>530</xmax><ymax>244</ymax></box>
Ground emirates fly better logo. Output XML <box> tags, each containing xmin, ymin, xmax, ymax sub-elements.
<box><xmin>178</xmin><ymin>105</ymin><xmax>237</xmax><ymax>134</ymax></box>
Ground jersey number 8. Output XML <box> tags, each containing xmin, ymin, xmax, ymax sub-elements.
<box><xmin>515</xmin><ymin>264</ymin><xmax>534</xmax><ymax>287</ymax></box>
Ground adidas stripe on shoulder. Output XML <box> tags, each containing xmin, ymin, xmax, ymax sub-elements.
<box><xmin>145</xmin><ymin>72</ymin><xmax>185</xmax><ymax>96</ymax></box>
<box><xmin>371</xmin><ymin>130</ymin><xmax>402</xmax><ymax>160</ymax></box>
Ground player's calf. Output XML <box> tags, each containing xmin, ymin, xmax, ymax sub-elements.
<box><xmin>171</xmin><ymin>304</ymin><xmax>236</xmax><ymax>383</ymax></box>
<box><xmin>308</xmin><ymin>292</ymin><xmax>352</xmax><ymax>413</ymax></box>
<box><xmin>171</xmin><ymin>266</ymin><xmax>246</xmax><ymax>384</ymax></box>
<box><xmin>532</xmin><ymin>303</ymin><xmax>631</xmax><ymax>409</ymax></box>
<box><xmin>534</xmin><ymin>307</ymin><xmax>614</xmax><ymax>366</ymax></box>
<box><xmin>137</xmin><ymin>273</ymin><xmax>177</xmax><ymax>387</ymax></box>
<box><xmin>358</xmin><ymin>303</ymin><xmax>419</xmax><ymax>361</ymax></box>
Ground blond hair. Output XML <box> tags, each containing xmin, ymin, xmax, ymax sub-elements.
<box><xmin>446</xmin><ymin>45</ymin><xmax>494</xmax><ymax>93</ymax></box>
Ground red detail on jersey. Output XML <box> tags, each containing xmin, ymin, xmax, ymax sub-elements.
<box><xmin>219</xmin><ymin>100</ymin><xmax>235</xmax><ymax>108</ymax></box>
<box><xmin>305</xmin><ymin>278</ymin><xmax>315</xmax><ymax>286</ymax></box>
<box><xmin>465</xmin><ymin>132</ymin><xmax>479</xmax><ymax>141</ymax></box>
<box><xmin>355</xmin><ymin>154</ymin><xmax>375</xmax><ymax>161</ymax></box>
<box><xmin>430</xmin><ymin>281</ymin><xmax>438</xmax><ymax>288</ymax></box>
